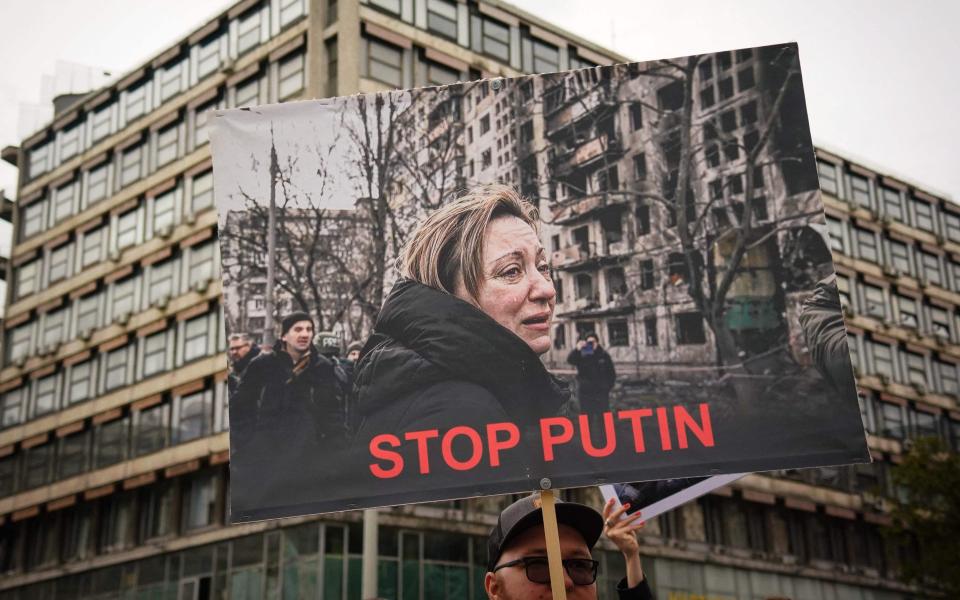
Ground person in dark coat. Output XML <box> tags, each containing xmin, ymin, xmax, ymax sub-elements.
<box><xmin>227</xmin><ymin>333</ymin><xmax>260</xmax><ymax>398</ymax></box>
<box><xmin>567</xmin><ymin>332</ymin><xmax>617</xmax><ymax>414</ymax></box>
<box><xmin>230</xmin><ymin>312</ymin><xmax>348</xmax><ymax>517</ymax></box>
<box><xmin>485</xmin><ymin>493</ymin><xmax>655</xmax><ymax>599</ymax></box>
<box><xmin>350</xmin><ymin>185</ymin><xmax>571</xmax><ymax>506</ymax></box>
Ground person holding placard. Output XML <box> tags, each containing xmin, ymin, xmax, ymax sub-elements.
<box><xmin>485</xmin><ymin>494</ymin><xmax>654</xmax><ymax>599</ymax></box>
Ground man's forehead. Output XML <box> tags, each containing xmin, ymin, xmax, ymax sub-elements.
<box><xmin>502</xmin><ymin>523</ymin><xmax>591</xmax><ymax>557</ymax></box>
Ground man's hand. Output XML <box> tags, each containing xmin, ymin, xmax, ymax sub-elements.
<box><xmin>602</xmin><ymin>498</ymin><xmax>646</xmax><ymax>587</ymax></box>
<box><xmin>576</xmin><ymin>340</ymin><xmax>586</xmax><ymax>350</ymax></box>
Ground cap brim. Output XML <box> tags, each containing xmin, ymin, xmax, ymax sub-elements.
<box><xmin>499</xmin><ymin>501</ymin><xmax>604</xmax><ymax>559</ymax></box>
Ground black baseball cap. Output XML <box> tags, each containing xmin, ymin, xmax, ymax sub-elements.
<box><xmin>487</xmin><ymin>493</ymin><xmax>604</xmax><ymax>571</ymax></box>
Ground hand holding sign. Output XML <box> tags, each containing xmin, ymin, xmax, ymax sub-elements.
<box><xmin>602</xmin><ymin>498</ymin><xmax>647</xmax><ymax>589</ymax></box>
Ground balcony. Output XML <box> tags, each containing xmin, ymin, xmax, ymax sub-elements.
<box><xmin>550</xmin><ymin>192</ymin><xmax>629</xmax><ymax>225</ymax></box>
<box><xmin>544</xmin><ymin>83</ymin><xmax>616</xmax><ymax>139</ymax></box>
<box><xmin>551</xmin><ymin>242</ymin><xmax>631</xmax><ymax>271</ymax></box>
<box><xmin>551</xmin><ymin>135</ymin><xmax>624</xmax><ymax>177</ymax></box>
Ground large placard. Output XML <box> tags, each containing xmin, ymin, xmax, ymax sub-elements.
<box><xmin>211</xmin><ymin>42</ymin><xmax>869</xmax><ymax>522</ymax></box>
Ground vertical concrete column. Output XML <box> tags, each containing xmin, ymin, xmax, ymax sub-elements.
<box><xmin>305</xmin><ymin>0</ymin><xmax>329</xmax><ymax>99</ymax></box>
<box><xmin>338</xmin><ymin>0</ymin><xmax>362</xmax><ymax>94</ymax></box>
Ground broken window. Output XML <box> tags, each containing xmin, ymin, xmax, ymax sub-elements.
<box><xmin>608</xmin><ymin>320</ymin><xmax>629</xmax><ymax>347</ymax></box>
<box><xmin>740</xmin><ymin>101</ymin><xmax>757</xmax><ymax>126</ymax></box>
<box><xmin>699</xmin><ymin>87</ymin><xmax>715</xmax><ymax>109</ymax></box>
<box><xmin>698</xmin><ymin>58</ymin><xmax>713</xmax><ymax>81</ymax></box>
<box><xmin>720</xmin><ymin>110</ymin><xmax>737</xmax><ymax>132</ymax></box>
<box><xmin>676</xmin><ymin>312</ymin><xmax>707</xmax><ymax>345</ymax></box>
<box><xmin>635</xmin><ymin>204</ymin><xmax>651</xmax><ymax>235</ymax></box>
<box><xmin>737</xmin><ymin>66</ymin><xmax>755</xmax><ymax>90</ymax></box>
<box><xmin>644</xmin><ymin>316</ymin><xmax>658</xmax><ymax>346</ymax></box>
<box><xmin>551</xmin><ymin>234</ymin><xmax>561</xmax><ymax>252</ymax></box>
<box><xmin>629</xmin><ymin>102</ymin><xmax>643</xmax><ymax>130</ymax></box>
<box><xmin>606</xmin><ymin>267</ymin><xmax>626</xmax><ymax>299</ymax></box>
<box><xmin>596</xmin><ymin>166</ymin><xmax>619</xmax><ymax>193</ymax></box>
<box><xmin>555</xmin><ymin>277</ymin><xmax>564</xmax><ymax>303</ymax></box>
<box><xmin>575</xmin><ymin>273</ymin><xmax>594</xmax><ymax>301</ymax></box>
<box><xmin>640</xmin><ymin>259</ymin><xmax>655</xmax><ymax>290</ymax></box>
<box><xmin>633</xmin><ymin>153</ymin><xmax>647</xmax><ymax>179</ymax></box>
<box><xmin>601</xmin><ymin>212</ymin><xmax>623</xmax><ymax>247</ymax></box>
<box><xmin>718</xmin><ymin>77</ymin><xmax>734</xmax><ymax>101</ymax></box>
<box><xmin>657</xmin><ymin>80</ymin><xmax>684</xmax><ymax>111</ymax></box>
<box><xmin>717</xmin><ymin>51</ymin><xmax>732</xmax><ymax>71</ymax></box>
<box><xmin>553</xmin><ymin>324</ymin><xmax>566</xmax><ymax>349</ymax></box>
<box><xmin>723</xmin><ymin>140</ymin><xmax>739</xmax><ymax>162</ymax></box>
<box><xmin>572</xmin><ymin>226</ymin><xmax>590</xmax><ymax>254</ymax></box>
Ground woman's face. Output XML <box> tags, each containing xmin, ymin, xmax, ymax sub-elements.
<box><xmin>455</xmin><ymin>215</ymin><xmax>556</xmax><ymax>355</ymax></box>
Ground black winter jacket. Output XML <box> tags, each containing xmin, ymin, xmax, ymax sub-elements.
<box><xmin>350</xmin><ymin>279</ymin><xmax>571</xmax><ymax>502</ymax></box>
<box><xmin>227</xmin><ymin>343</ymin><xmax>261</xmax><ymax>398</ymax></box>
<box><xmin>567</xmin><ymin>345</ymin><xmax>617</xmax><ymax>396</ymax></box>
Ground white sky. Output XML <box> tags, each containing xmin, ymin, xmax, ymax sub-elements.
<box><xmin>0</xmin><ymin>0</ymin><xmax>957</xmax><ymax>214</ymax></box>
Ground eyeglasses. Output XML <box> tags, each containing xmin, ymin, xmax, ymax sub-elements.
<box><xmin>492</xmin><ymin>556</ymin><xmax>599</xmax><ymax>585</ymax></box>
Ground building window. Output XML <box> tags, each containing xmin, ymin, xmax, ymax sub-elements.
<box><xmin>826</xmin><ymin>216</ymin><xmax>845</xmax><ymax>253</ymax></box>
<box><xmin>57</xmin><ymin>430</ymin><xmax>90</xmax><ymax>479</ymax></box>
<box><xmin>523</xmin><ymin>36</ymin><xmax>559</xmax><ymax>74</ymax></box>
<box><xmin>52</xmin><ymin>180</ymin><xmax>77</xmax><ymax>224</ymax></box>
<box><xmin>887</xmin><ymin>239</ymin><xmax>911</xmax><ymax>275</ymax></box>
<box><xmin>936</xmin><ymin>360</ymin><xmax>959</xmax><ymax>395</ymax></box>
<box><xmin>95</xmin><ymin>416</ymin><xmax>129</xmax><ymax>468</ymax></box>
<box><xmin>944</xmin><ymin>211</ymin><xmax>960</xmax><ymax>243</ymax></box>
<box><xmin>15</xmin><ymin>260</ymin><xmax>38</xmax><ymax>300</ymax></box>
<box><xmin>176</xmin><ymin>390</ymin><xmax>213</xmax><ymax>443</ymax></box>
<box><xmin>929</xmin><ymin>304</ymin><xmax>951</xmax><ymax>338</ymax></box>
<box><xmin>919</xmin><ymin>251</ymin><xmax>942</xmax><ymax>286</ymax></box>
<box><xmin>188</xmin><ymin>241</ymin><xmax>216</xmax><ymax>287</ymax></box>
<box><xmin>90</xmin><ymin>104</ymin><xmax>113</xmax><ymax>143</ymax></box>
<box><xmin>278</xmin><ymin>52</ymin><xmax>306</xmax><ymax>99</ymax></box>
<box><xmin>640</xmin><ymin>259</ymin><xmax>655</xmax><ymax>290</ymax></box>
<box><xmin>911</xmin><ymin>408</ymin><xmax>939</xmax><ymax>438</ymax></box>
<box><xmin>369</xmin><ymin>0</ymin><xmax>400</xmax><ymax>14</ymax></box>
<box><xmin>116</xmin><ymin>207</ymin><xmax>141</xmax><ymax>251</ymax></box>
<box><xmin>192</xmin><ymin>97</ymin><xmax>220</xmax><ymax>149</ymax></box>
<box><xmin>135</xmin><ymin>403</ymin><xmax>169</xmax><ymax>456</ymax></box>
<box><xmin>33</xmin><ymin>374</ymin><xmax>59</xmax><ymax>416</ymax></box>
<box><xmin>140</xmin><ymin>480</ymin><xmax>177</xmax><ymax>540</ymax></box>
<box><xmin>28</xmin><ymin>141</ymin><xmax>52</xmax><ymax>179</ymax></box>
<box><xmin>0</xmin><ymin>456</ymin><xmax>16</xmax><ymax>497</ymax></box>
<box><xmin>848</xmin><ymin>174</ymin><xmax>871</xmax><ymax>209</ymax></box>
<box><xmin>21</xmin><ymin>201</ymin><xmax>45</xmax><ymax>239</ymax></box>
<box><xmin>644</xmin><ymin>316</ymin><xmax>657</xmax><ymax>346</ymax></box>
<box><xmin>67</xmin><ymin>360</ymin><xmax>95</xmax><ymax>404</ymax></box>
<box><xmin>472</xmin><ymin>13</ymin><xmax>510</xmax><ymax>62</ymax></box>
<box><xmin>104</xmin><ymin>345</ymin><xmax>131</xmax><ymax>391</ymax></box>
<box><xmin>854</xmin><ymin>228</ymin><xmax>878</xmax><ymax>263</ymax></box>
<box><xmin>1</xmin><ymin>387</ymin><xmax>26</xmax><ymax>428</ymax></box>
<box><xmin>424</xmin><ymin>60</ymin><xmax>459</xmax><ymax>86</ymax></box>
<box><xmin>99</xmin><ymin>491</ymin><xmax>136</xmax><ymax>552</ymax></box>
<box><xmin>184</xmin><ymin>314</ymin><xmax>212</xmax><ymax>362</ymax></box>
<box><xmin>190</xmin><ymin>169</ymin><xmax>214</xmax><ymax>213</ymax></box>
<box><xmin>182</xmin><ymin>471</ymin><xmax>219</xmax><ymax>531</ymax></box>
<box><xmin>155</xmin><ymin>122</ymin><xmax>180</xmax><ymax>168</ymax></box>
<box><xmin>862</xmin><ymin>284</ymin><xmax>885</xmax><ymax>320</ymax></box>
<box><xmin>881</xmin><ymin>186</ymin><xmax>903</xmax><ymax>221</ymax></box>
<box><xmin>817</xmin><ymin>160</ymin><xmax>838</xmax><ymax>195</ymax></box>
<box><xmin>75</xmin><ymin>292</ymin><xmax>102</xmax><ymax>336</ymax></box>
<box><xmin>480</xmin><ymin>114</ymin><xmax>491</xmax><ymax>134</ymax></box>
<box><xmin>22</xmin><ymin>443</ymin><xmax>54</xmax><ymax>489</ymax></box>
<box><xmin>676</xmin><ymin>312</ymin><xmax>707</xmax><ymax>345</ymax></box>
<box><xmin>142</xmin><ymin>329</ymin><xmax>171</xmax><ymax>377</ymax></box>
<box><xmin>79</xmin><ymin>225</ymin><xmax>106</xmax><ymax>268</ymax></box>
<box><xmin>158</xmin><ymin>58</ymin><xmax>185</xmax><ymax>102</ymax></box>
<box><xmin>236</xmin><ymin>7</ymin><xmax>263</xmax><ymax>55</ymax></box>
<box><xmin>6</xmin><ymin>323</ymin><xmax>33</xmax><ymax>364</ymax></box>
<box><xmin>234</xmin><ymin>75</ymin><xmax>261</xmax><ymax>108</ymax></box>
<box><xmin>119</xmin><ymin>142</ymin><xmax>143</xmax><ymax>188</ymax></box>
<box><xmin>896</xmin><ymin>295</ymin><xmax>918</xmax><ymax>328</ymax></box>
<box><xmin>279</xmin><ymin>0</ymin><xmax>305</xmax><ymax>27</ymax></box>
<box><xmin>196</xmin><ymin>34</ymin><xmax>222</xmax><ymax>80</ymax></box>
<box><xmin>124</xmin><ymin>82</ymin><xmax>149</xmax><ymax>122</ymax></box>
<box><xmin>911</xmin><ymin>197</ymin><xmax>935</xmax><ymax>231</ymax></box>
<box><xmin>426</xmin><ymin>0</ymin><xmax>458</xmax><ymax>40</ymax></box>
<box><xmin>82</xmin><ymin>165</ymin><xmax>109</xmax><ymax>212</ymax></box>
<box><xmin>326</xmin><ymin>36</ymin><xmax>338</xmax><ymax>95</ymax></box>
<box><xmin>902</xmin><ymin>351</ymin><xmax>927</xmax><ymax>387</ymax></box>
<box><xmin>870</xmin><ymin>340</ymin><xmax>895</xmax><ymax>379</ymax></box>
<box><xmin>633</xmin><ymin>153</ymin><xmax>647</xmax><ymax>180</ymax></box>
<box><xmin>42</xmin><ymin>307</ymin><xmax>67</xmax><ymax>348</ymax></box>
<box><xmin>148</xmin><ymin>258</ymin><xmax>177</xmax><ymax>304</ymax></box>
<box><xmin>880</xmin><ymin>402</ymin><xmax>904</xmax><ymax>439</ymax></box>
<box><xmin>151</xmin><ymin>190</ymin><xmax>177</xmax><ymax>236</ymax></box>
<box><xmin>47</xmin><ymin>243</ymin><xmax>71</xmax><ymax>283</ymax></box>
<box><xmin>366</xmin><ymin>38</ymin><xmax>403</xmax><ymax>87</ymax></box>
<box><xmin>607</xmin><ymin>320</ymin><xmax>629</xmax><ymax>347</ymax></box>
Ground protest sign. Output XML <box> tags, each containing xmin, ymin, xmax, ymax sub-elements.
<box><xmin>599</xmin><ymin>475</ymin><xmax>746</xmax><ymax>524</ymax></box>
<box><xmin>210</xmin><ymin>42</ymin><xmax>870</xmax><ymax>523</ymax></box>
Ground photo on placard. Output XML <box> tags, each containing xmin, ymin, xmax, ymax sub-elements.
<box><xmin>210</xmin><ymin>42</ymin><xmax>870</xmax><ymax>523</ymax></box>
<box><xmin>599</xmin><ymin>474</ymin><xmax>746</xmax><ymax>523</ymax></box>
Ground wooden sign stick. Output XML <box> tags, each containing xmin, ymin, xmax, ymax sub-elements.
<box><xmin>540</xmin><ymin>489</ymin><xmax>567</xmax><ymax>600</ymax></box>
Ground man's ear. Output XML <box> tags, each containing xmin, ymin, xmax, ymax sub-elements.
<box><xmin>484</xmin><ymin>571</ymin><xmax>499</xmax><ymax>599</ymax></box>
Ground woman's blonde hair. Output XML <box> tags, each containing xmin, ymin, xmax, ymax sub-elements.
<box><xmin>399</xmin><ymin>184</ymin><xmax>540</xmax><ymax>300</ymax></box>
